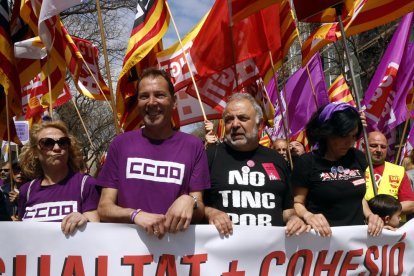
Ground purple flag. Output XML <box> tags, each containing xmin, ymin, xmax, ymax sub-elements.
<box><xmin>265</xmin><ymin>74</ymin><xmax>278</xmax><ymax>106</ymax></box>
<box><xmin>362</xmin><ymin>13</ymin><xmax>413</xmax><ymax>160</ymax></box>
<box><xmin>399</xmin><ymin>124</ymin><xmax>414</xmax><ymax>165</ymax></box>
<box><xmin>282</xmin><ymin>53</ymin><xmax>329</xmax><ymax>137</ymax></box>
<box><xmin>363</xmin><ymin>13</ymin><xmax>413</xmax><ymax>132</ymax></box>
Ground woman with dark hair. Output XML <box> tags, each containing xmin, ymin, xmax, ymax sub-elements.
<box><xmin>291</xmin><ymin>102</ymin><xmax>383</xmax><ymax>237</ymax></box>
<box><xmin>18</xmin><ymin>120</ymin><xmax>100</xmax><ymax>234</ymax></box>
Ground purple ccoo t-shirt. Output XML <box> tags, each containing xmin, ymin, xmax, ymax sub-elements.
<box><xmin>18</xmin><ymin>172</ymin><xmax>100</xmax><ymax>222</ymax></box>
<box><xmin>97</xmin><ymin>129</ymin><xmax>210</xmax><ymax>214</ymax></box>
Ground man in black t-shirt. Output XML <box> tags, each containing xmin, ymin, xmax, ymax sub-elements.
<box><xmin>204</xmin><ymin>93</ymin><xmax>307</xmax><ymax>236</ymax></box>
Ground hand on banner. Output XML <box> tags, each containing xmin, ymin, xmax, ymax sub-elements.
<box><xmin>61</xmin><ymin>212</ymin><xmax>88</xmax><ymax>235</ymax></box>
<box><xmin>285</xmin><ymin>214</ymin><xmax>311</xmax><ymax>237</ymax></box>
<box><xmin>164</xmin><ymin>195</ymin><xmax>194</xmax><ymax>233</ymax></box>
<box><xmin>366</xmin><ymin>213</ymin><xmax>384</xmax><ymax>236</ymax></box>
<box><xmin>132</xmin><ymin>211</ymin><xmax>166</xmax><ymax>239</ymax></box>
<box><xmin>205</xmin><ymin>207</ymin><xmax>233</xmax><ymax>236</ymax></box>
<box><xmin>303</xmin><ymin>212</ymin><xmax>332</xmax><ymax>237</ymax></box>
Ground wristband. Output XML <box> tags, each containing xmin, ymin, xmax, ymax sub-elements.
<box><xmin>130</xmin><ymin>209</ymin><xmax>142</xmax><ymax>223</ymax></box>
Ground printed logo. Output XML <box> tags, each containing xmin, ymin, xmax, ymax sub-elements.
<box><xmin>261</xmin><ymin>163</ymin><xmax>281</xmax><ymax>181</ymax></box>
<box><xmin>389</xmin><ymin>175</ymin><xmax>400</xmax><ymax>184</ymax></box>
<box><xmin>126</xmin><ymin>158</ymin><xmax>185</xmax><ymax>185</ymax></box>
<box><xmin>352</xmin><ymin>178</ymin><xmax>365</xmax><ymax>186</ymax></box>
<box><xmin>23</xmin><ymin>201</ymin><xmax>77</xmax><ymax>222</ymax></box>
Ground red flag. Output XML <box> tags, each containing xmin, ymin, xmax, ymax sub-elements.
<box><xmin>190</xmin><ymin>0</ymin><xmax>281</xmax><ymax>77</ymax></box>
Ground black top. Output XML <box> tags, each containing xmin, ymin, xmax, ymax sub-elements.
<box><xmin>291</xmin><ymin>148</ymin><xmax>368</xmax><ymax>226</ymax></box>
<box><xmin>204</xmin><ymin>143</ymin><xmax>293</xmax><ymax>226</ymax></box>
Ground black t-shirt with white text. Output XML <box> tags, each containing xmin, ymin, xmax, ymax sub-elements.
<box><xmin>204</xmin><ymin>143</ymin><xmax>292</xmax><ymax>226</ymax></box>
<box><xmin>291</xmin><ymin>148</ymin><xmax>367</xmax><ymax>226</ymax></box>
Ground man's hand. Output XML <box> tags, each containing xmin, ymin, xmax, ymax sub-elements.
<box><xmin>366</xmin><ymin>213</ymin><xmax>383</xmax><ymax>236</ymax></box>
<box><xmin>164</xmin><ymin>195</ymin><xmax>194</xmax><ymax>233</ymax></box>
<box><xmin>206</xmin><ymin>207</ymin><xmax>233</xmax><ymax>236</ymax></box>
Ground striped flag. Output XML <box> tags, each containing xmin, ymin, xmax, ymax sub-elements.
<box><xmin>301</xmin><ymin>0</ymin><xmax>414</xmax><ymax>65</ymax></box>
<box><xmin>327</xmin><ymin>74</ymin><xmax>356</xmax><ymax>106</ymax></box>
<box><xmin>232</xmin><ymin>0</ymin><xmax>282</xmax><ymax>23</ymax></box>
<box><xmin>263</xmin><ymin>0</ymin><xmax>299</xmax><ymax>83</ymax></box>
<box><xmin>0</xmin><ymin>0</ymin><xmax>22</xmax><ymax>143</ymax></box>
<box><xmin>116</xmin><ymin>0</ymin><xmax>169</xmax><ymax>131</ymax></box>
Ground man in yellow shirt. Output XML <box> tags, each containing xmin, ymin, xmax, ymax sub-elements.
<box><xmin>365</xmin><ymin>131</ymin><xmax>414</xmax><ymax>217</ymax></box>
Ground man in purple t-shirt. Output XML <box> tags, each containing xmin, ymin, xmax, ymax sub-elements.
<box><xmin>97</xmin><ymin>68</ymin><xmax>210</xmax><ymax>238</ymax></box>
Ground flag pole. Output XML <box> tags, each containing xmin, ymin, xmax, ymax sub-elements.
<box><xmin>395</xmin><ymin>83</ymin><xmax>414</xmax><ymax>163</ymax></box>
<box><xmin>268</xmin><ymin>51</ymin><xmax>293</xmax><ymax>169</ymax></box>
<box><xmin>4</xmin><ymin>94</ymin><xmax>15</xmax><ymax>191</ymax></box>
<box><xmin>289</xmin><ymin>2</ymin><xmax>320</xmax><ymax>108</ymax></box>
<box><xmin>79</xmin><ymin>57</ymin><xmax>114</xmax><ymax>113</ymax></box>
<box><xmin>46</xmin><ymin>61</ymin><xmax>54</xmax><ymax>120</ymax></box>
<box><xmin>95</xmin><ymin>0</ymin><xmax>120</xmax><ymax>133</ymax></box>
<box><xmin>71</xmin><ymin>98</ymin><xmax>97</xmax><ymax>152</ymax></box>
<box><xmin>164</xmin><ymin>0</ymin><xmax>207</xmax><ymax>121</ymax></box>
<box><xmin>336</xmin><ymin>5</ymin><xmax>377</xmax><ymax>196</ymax></box>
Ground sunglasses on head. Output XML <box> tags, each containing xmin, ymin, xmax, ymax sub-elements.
<box><xmin>38</xmin><ymin>137</ymin><xmax>71</xmax><ymax>150</ymax></box>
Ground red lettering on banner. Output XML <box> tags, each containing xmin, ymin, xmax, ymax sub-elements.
<box><xmin>96</xmin><ymin>256</ymin><xmax>108</xmax><ymax>276</ymax></box>
<box><xmin>381</xmin><ymin>245</ymin><xmax>388</xmax><ymax>276</ymax></box>
<box><xmin>181</xmin><ymin>253</ymin><xmax>208</xmax><ymax>276</ymax></box>
<box><xmin>259</xmin><ymin>251</ymin><xmax>286</xmax><ymax>275</ymax></box>
<box><xmin>222</xmin><ymin>260</ymin><xmax>245</xmax><ymax>276</ymax></box>
<box><xmin>287</xmin><ymin>249</ymin><xmax>313</xmax><ymax>275</ymax></box>
<box><xmin>156</xmin><ymin>254</ymin><xmax>177</xmax><ymax>276</ymax></box>
<box><xmin>14</xmin><ymin>255</ymin><xmax>27</xmax><ymax>276</ymax></box>
<box><xmin>339</xmin><ymin>248</ymin><xmax>363</xmax><ymax>275</ymax></box>
<box><xmin>364</xmin><ymin>246</ymin><xmax>379</xmax><ymax>274</ymax></box>
<box><xmin>314</xmin><ymin>250</ymin><xmax>343</xmax><ymax>275</ymax></box>
<box><xmin>62</xmin><ymin>256</ymin><xmax>85</xmax><ymax>276</ymax></box>
<box><xmin>389</xmin><ymin>242</ymin><xmax>404</xmax><ymax>276</ymax></box>
<box><xmin>39</xmin><ymin>255</ymin><xmax>51</xmax><ymax>276</ymax></box>
<box><xmin>122</xmin><ymin>255</ymin><xmax>153</xmax><ymax>276</ymax></box>
<box><xmin>0</xmin><ymin>258</ymin><xmax>5</xmax><ymax>274</ymax></box>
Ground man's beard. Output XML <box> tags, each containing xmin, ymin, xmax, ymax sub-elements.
<box><xmin>224</xmin><ymin>125</ymin><xmax>258</xmax><ymax>150</ymax></box>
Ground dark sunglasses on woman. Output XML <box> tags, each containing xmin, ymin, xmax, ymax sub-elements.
<box><xmin>38</xmin><ymin>137</ymin><xmax>71</xmax><ymax>151</ymax></box>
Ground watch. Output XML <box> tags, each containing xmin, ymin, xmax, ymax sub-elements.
<box><xmin>190</xmin><ymin>194</ymin><xmax>198</xmax><ymax>210</ymax></box>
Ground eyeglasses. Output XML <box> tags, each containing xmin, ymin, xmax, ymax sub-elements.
<box><xmin>38</xmin><ymin>137</ymin><xmax>71</xmax><ymax>151</ymax></box>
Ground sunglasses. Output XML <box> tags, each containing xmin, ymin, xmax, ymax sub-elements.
<box><xmin>0</xmin><ymin>169</ymin><xmax>9</xmax><ymax>172</ymax></box>
<box><xmin>38</xmin><ymin>137</ymin><xmax>71</xmax><ymax>151</ymax></box>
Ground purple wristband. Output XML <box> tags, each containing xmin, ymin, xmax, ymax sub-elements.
<box><xmin>130</xmin><ymin>209</ymin><xmax>142</xmax><ymax>223</ymax></box>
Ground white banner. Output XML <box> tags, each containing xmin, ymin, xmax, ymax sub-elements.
<box><xmin>2</xmin><ymin>220</ymin><xmax>414</xmax><ymax>275</ymax></box>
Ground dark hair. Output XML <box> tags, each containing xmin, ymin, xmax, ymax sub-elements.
<box><xmin>306</xmin><ymin>104</ymin><xmax>362</xmax><ymax>155</ymax></box>
<box><xmin>368</xmin><ymin>194</ymin><xmax>402</xmax><ymax>218</ymax></box>
<box><xmin>136</xmin><ymin>68</ymin><xmax>175</xmax><ymax>96</ymax></box>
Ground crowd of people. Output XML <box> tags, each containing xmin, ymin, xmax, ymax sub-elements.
<box><xmin>1</xmin><ymin>68</ymin><xmax>414</xmax><ymax>240</ymax></box>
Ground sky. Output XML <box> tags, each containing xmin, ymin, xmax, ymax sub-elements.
<box><xmin>163</xmin><ymin>0</ymin><xmax>215</xmax><ymax>48</ymax></box>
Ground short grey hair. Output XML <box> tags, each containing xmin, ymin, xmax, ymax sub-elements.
<box><xmin>224</xmin><ymin>93</ymin><xmax>263</xmax><ymax>124</ymax></box>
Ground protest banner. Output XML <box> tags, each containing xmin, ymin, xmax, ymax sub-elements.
<box><xmin>1</xmin><ymin>220</ymin><xmax>414</xmax><ymax>275</ymax></box>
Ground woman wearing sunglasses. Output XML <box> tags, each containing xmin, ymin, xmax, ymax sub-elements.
<box><xmin>17</xmin><ymin>120</ymin><xmax>100</xmax><ymax>234</ymax></box>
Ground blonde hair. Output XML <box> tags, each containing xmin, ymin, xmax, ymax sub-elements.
<box><xmin>19</xmin><ymin>120</ymin><xmax>84</xmax><ymax>179</ymax></box>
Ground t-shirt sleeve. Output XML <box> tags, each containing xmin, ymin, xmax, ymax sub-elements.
<box><xmin>80</xmin><ymin>175</ymin><xmax>101</xmax><ymax>213</ymax></box>
<box><xmin>188</xmin><ymin>141</ymin><xmax>211</xmax><ymax>192</ymax></box>
<box><xmin>398</xmin><ymin>173</ymin><xmax>414</xmax><ymax>201</ymax></box>
<box><xmin>96</xmin><ymin>139</ymin><xmax>119</xmax><ymax>189</ymax></box>
<box><xmin>290</xmin><ymin>154</ymin><xmax>312</xmax><ymax>189</ymax></box>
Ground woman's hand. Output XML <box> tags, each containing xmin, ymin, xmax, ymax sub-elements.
<box><xmin>61</xmin><ymin>212</ymin><xmax>88</xmax><ymax>235</ymax></box>
<box><xmin>366</xmin><ymin>213</ymin><xmax>384</xmax><ymax>236</ymax></box>
<box><xmin>303</xmin><ymin>212</ymin><xmax>332</xmax><ymax>237</ymax></box>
